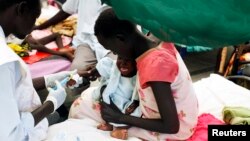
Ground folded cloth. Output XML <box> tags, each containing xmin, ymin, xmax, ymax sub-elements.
<box><xmin>230</xmin><ymin>117</ymin><xmax>250</xmax><ymax>125</ymax></box>
<box><xmin>222</xmin><ymin>106</ymin><xmax>250</xmax><ymax>125</ymax></box>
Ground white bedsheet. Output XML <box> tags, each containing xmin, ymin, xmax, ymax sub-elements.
<box><xmin>45</xmin><ymin>118</ymin><xmax>141</xmax><ymax>141</ymax></box>
<box><xmin>194</xmin><ymin>74</ymin><xmax>250</xmax><ymax>120</ymax></box>
<box><xmin>44</xmin><ymin>74</ymin><xmax>250</xmax><ymax>141</ymax></box>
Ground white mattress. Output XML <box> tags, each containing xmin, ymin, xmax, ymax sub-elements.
<box><xmin>44</xmin><ymin>74</ymin><xmax>250</xmax><ymax>141</ymax></box>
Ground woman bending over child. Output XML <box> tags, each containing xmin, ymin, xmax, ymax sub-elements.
<box><xmin>69</xmin><ymin>8</ymin><xmax>199</xmax><ymax>141</ymax></box>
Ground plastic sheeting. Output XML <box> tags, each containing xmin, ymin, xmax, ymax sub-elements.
<box><xmin>102</xmin><ymin>0</ymin><xmax>250</xmax><ymax>48</ymax></box>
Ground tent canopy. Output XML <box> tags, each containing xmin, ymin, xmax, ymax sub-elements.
<box><xmin>102</xmin><ymin>0</ymin><xmax>250</xmax><ymax>48</ymax></box>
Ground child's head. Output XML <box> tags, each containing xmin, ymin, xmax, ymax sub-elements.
<box><xmin>0</xmin><ymin>0</ymin><xmax>41</xmax><ymax>38</ymax></box>
<box><xmin>116</xmin><ymin>55</ymin><xmax>137</xmax><ymax>77</ymax></box>
<box><xmin>94</xmin><ymin>8</ymin><xmax>137</xmax><ymax>60</ymax></box>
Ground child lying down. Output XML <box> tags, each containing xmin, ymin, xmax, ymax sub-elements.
<box><xmin>7</xmin><ymin>33</ymin><xmax>75</xmax><ymax>61</ymax></box>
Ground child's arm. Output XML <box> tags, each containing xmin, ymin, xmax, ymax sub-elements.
<box><xmin>78</xmin><ymin>56</ymin><xmax>114</xmax><ymax>81</ymax></box>
<box><xmin>77</xmin><ymin>64</ymin><xmax>100</xmax><ymax>81</ymax></box>
<box><xmin>101</xmin><ymin>81</ymin><xmax>180</xmax><ymax>134</ymax></box>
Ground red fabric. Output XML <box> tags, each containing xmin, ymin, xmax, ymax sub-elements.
<box><xmin>22</xmin><ymin>45</ymin><xmax>71</xmax><ymax>64</ymax></box>
<box><xmin>136</xmin><ymin>42</ymin><xmax>178</xmax><ymax>89</ymax></box>
<box><xmin>187</xmin><ymin>113</ymin><xmax>224</xmax><ymax>141</ymax></box>
<box><xmin>22</xmin><ymin>51</ymin><xmax>51</xmax><ymax>64</ymax></box>
<box><xmin>23</xmin><ymin>29</ymin><xmax>73</xmax><ymax>64</ymax></box>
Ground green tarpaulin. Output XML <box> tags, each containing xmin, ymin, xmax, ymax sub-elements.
<box><xmin>102</xmin><ymin>0</ymin><xmax>250</xmax><ymax>48</ymax></box>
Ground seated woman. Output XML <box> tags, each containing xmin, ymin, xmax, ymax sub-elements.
<box><xmin>69</xmin><ymin>8</ymin><xmax>198</xmax><ymax>141</ymax></box>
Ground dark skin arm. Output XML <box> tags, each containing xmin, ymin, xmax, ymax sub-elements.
<box><xmin>101</xmin><ymin>81</ymin><xmax>180</xmax><ymax>133</ymax></box>
<box><xmin>23</xmin><ymin>34</ymin><xmax>74</xmax><ymax>61</ymax></box>
<box><xmin>32</xmin><ymin>78</ymin><xmax>55</xmax><ymax>125</ymax></box>
<box><xmin>31</xmin><ymin>101</ymin><xmax>54</xmax><ymax>125</ymax></box>
<box><xmin>34</xmin><ymin>10</ymin><xmax>70</xmax><ymax>30</ymax></box>
<box><xmin>25</xmin><ymin>33</ymin><xmax>64</xmax><ymax>49</ymax></box>
<box><xmin>32</xmin><ymin>65</ymin><xmax>98</xmax><ymax>91</ymax></box>
<box><xmin>32</xmin><ymin>77</ymin><xmax>46</xmax><ymax>91</ymax></box>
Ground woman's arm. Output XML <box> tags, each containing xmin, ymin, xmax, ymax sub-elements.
<box><xmin>31</xmin><ymin>101</ymin><xmax>54</xmax><ymax>125</ymax></box>
<box><xmin>34</xmin><ymin>10</ymin><xmax>70</xmax><ymax>30</ymax></box>
<box><xmin>101</xmin><ymin>81</ymin><xmax>180</xmax><ymax>133</ymax></box>
<box><xmin>32</xmin><ymin>77</ymin><xmax>46</xmax><ymax>91</ymax></box>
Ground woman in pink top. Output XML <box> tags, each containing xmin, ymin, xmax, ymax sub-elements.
<box><xmin>93</xmin><ymin>8</ymin><xmax>199</xmax><ymax>141</ymax></box>
<box><xmin>71</xmin><ymin>8</ymin><xmax>199</xmax><ymax>141</ymax></box>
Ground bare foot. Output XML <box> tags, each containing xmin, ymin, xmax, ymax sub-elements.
<box><xmin>111</xmin><ymin>128</ymin><xmax>128</xmax><ymax>140</ymax></box>
<box><xmin>97</xmin><ymin>123</ymin><xmax>113</xmax><ymax>131</ymax></box>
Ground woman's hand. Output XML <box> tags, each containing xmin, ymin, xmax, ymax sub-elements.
<box><xmin>98</xmin><ymin>82</ymin><xmax>180</xmax><ymax>134</ymax></box>
<box><xmin>100</xmin><ymin>99</ymin><xmax>123</xmax><ymax>123</ymax></box>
